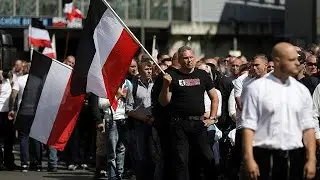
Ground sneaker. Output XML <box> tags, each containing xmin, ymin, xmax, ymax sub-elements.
<box><xmin>100</xmin><ymin>170</ymin><xmax>107</xmax><ymax>177</ymax></box>
<box><xmin>48</xmin><ymin>167</ymin><xmax>58</xmax><ymax>172</ymax></box>
<box><xmin>67</xmin><ymin>164</ymin><xmax>78</xmax><ymax>171</ymax></box>
<box><xmin>81</xmin><ymin>164</ymin><xmax>88</xmax><ymax>170</ymax></box>
<box><xmin>94</xmin><ymin>169</ymin><xmax>107</xmax><ymax>180</ymax></box>
<box><xmin>30</xmin><ymin>164</ymin><xmax>42</xmax><ymax>172</ymax></box>
<box><xmin>122</xmin><ymin>169</ymin><xmax>134</xmax><ymax>179</ymax></box>
<box><xmin>4</xmin><ymin>163</ymin><xmax>19</xmax><ymax>171</ymax></box>
<box><xmin>21</xmin><ymin>165</ymin><xmax>28</xmax><ymax>173</ymax></box>
<box><xmin>0</xmin><ymin>164</ymin><xmax>7</xmax><ymax>171</ymax></box>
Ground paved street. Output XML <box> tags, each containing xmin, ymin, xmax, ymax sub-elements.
<box><xmin>0</xmin><ymin>170</ymin><xmax>95</xmax><ymax>180</ymax></box>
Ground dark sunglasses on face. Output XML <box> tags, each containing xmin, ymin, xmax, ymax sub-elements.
<box><xmin>307</xmin><ymin>62</ymin><xmax>317</xmax><ymax>66</ymax></box>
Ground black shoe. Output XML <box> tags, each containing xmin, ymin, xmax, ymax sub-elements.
<box><xmin>48</xmin><ymin>167</ymin><xmax>58</xmax><ymax>172</ymax></box>
<box><xmin>0</xmin><ymin>164</ymin><xmax>7</xmax><ymax>171</ymax></box>
<box><xmin>122</xmin><ymin>169</ymin><xmax>134</xmax><ymax>179</ymax></box>
<box><xmin>30</xmin><ymin>164</ymin><xmax>42</xmax><ymax>172</ymax></box>
<box><xmin>4</xmin><ymin>163</ymin><xmax>19</xmax><ymax>171</ymax></box>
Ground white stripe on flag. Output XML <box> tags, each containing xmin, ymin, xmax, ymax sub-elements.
<box><xmin>29</xmin><ymin>26</ymin><xmax>50</xmax><ymax>41</ymax></box>
<box><xmin>86</xmin><ymin>8</ymin><xmax>123</xmax><ymax>98</ymax></box>
<box><xmin>29</xmin><ymin>60</ymin><xmax>72</xmax><ymax>144</ymax></box>
<box><xmin>64</xmin><ymin>2</ymin><xmax>73</xmax><ymax>14</ymax></box>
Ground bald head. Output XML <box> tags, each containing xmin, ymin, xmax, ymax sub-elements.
<box><xmin>271</xmin><ymin>42</ymin><xmax>296</xmax><ymax>61</ymax></box>
<box><xmin>271</xmin><ymin>42</ymin><xmax>300</xmax><ymax>77</ymax></box>
<box><xmin>64</xmin><ymin>56</ymin><xmax>75</xmax><ymax>68</ymax></box>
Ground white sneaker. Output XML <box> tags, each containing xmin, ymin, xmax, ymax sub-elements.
<box><xmin>100</xmin><ymin>170</ymin><xmax>107</xmax><ymax>177</ymax></box>
<box><xmin>21</xmin><ymin>165</ymin><xmax>28</xmax><ymax>173</ymax></box>
<box><xmin>81</xmin><ymin>164</ymin><xmax>88</xmax><ymax>170</ymax></box>
<box><xmin>67</xmin><ymin>164</ymin><xmax>77</xmax><ymax>171</ymax></box>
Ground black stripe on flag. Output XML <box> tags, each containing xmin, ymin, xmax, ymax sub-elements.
<box><xmin>63</xmin><ymin>0</ymin><xmax>73</xmax><ymax>4</ymax></box>
<box><xmin>31</xmin><ymin>18</ymin><xmax>45</xmax><ymax>29</ymax></box>
<box><xmin>70</xmin><ymin>0</ymin><xmax>107</xmax><ymax>96</ymax></box>
<box><xmin>15</xmin><ymin>51</ymin><xmax>52</xmax><ymax>135</ymax></box>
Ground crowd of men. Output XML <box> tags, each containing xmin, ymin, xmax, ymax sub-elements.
<box><xmin>0</xmin><ymin>42</ymin><xmax>320</xmax><ymax>180</ymax></box>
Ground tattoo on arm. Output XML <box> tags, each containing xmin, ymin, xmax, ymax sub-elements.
<box><xmin>9</xmin><ymin>90</ymin><xmax>18</xmax><ymax>111</ymax></box>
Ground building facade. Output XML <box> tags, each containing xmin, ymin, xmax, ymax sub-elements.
<box><xmin>0</xmin><ymin>0</ymin><xmax>286</xmax><ymax>60</ymax></box>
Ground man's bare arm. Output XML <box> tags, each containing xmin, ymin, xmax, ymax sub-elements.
<box><xmin>207</xmin><ymin>88</ymin><xmax>218</xmax><ymax>118</ymax></box>
<box><xmin>303</xmin><ymin>128</ymin><xmax>316</xmax><ymax>161</ymax></box>
<box><xmin>9</xmin><ymin>89</ymin><xmax>18</xmax><ymax>111</ymax></box>
<box><xmin>243</xmin><ymin>128</ymin><xmax>255</xmax><ymax>161</ymax></box>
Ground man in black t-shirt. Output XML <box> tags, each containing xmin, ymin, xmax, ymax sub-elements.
<box><xmin>159</xmin><ymin>46</ymin><xmax>219</xmax><ymax>180</ymax></box>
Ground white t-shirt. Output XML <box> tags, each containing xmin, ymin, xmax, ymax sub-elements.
<box><xmin>234</xmin><ymin>72</ymin><xmax>249</xmax><ymax>98</ymax></box>
<box><xmin>0</xmin><ymin>79</ymin><xmax>12</xmax><ymax>112</ymax></box>
<box><xmin>204</xmin><ymin>89</ymin><xmax>222</xmax><ymax>117</ymax></box>
<box><xmin>12</xmin><ymin>74</ymin><xmax>28</xmax><ymax>109</ymax></box>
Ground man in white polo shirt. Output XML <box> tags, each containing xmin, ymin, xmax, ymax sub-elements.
<box><xmin>241</xmin><ymin>42</ymin><xmax>316</xmax><ymax>180</ymax></box>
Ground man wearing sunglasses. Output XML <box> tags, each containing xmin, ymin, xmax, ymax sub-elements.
<box><xmin>300</xmin><ymin>55</ymin><xmax>320</xmax><ymax>94</ymax></box>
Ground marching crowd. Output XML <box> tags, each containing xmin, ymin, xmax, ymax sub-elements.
<box><xmin>0</xmin><ymin>42</ymin><xmax>320</xmax><ymax>180</ymax></box>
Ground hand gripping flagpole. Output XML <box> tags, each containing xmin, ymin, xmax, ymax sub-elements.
<box><xmin>100</xmin><ymin>0</ymin><xmax>165</xmax><ymax>75</ymax></box>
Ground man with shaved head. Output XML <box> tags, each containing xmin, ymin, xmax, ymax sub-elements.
<box><xmin>242</xmin><ymin>42</ymin><xmax>316</xmax><ymax>180</ymax></box>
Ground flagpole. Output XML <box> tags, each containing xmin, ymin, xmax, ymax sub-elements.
<box><xmin>64</xmin><ymin>31</ymin><xmax>71</xmax><ymax>59</ymax></box>
<box><xmin>28</xmin><ymin>25</ymin><xmax>34</xmax><ymax>61</ymax></box>
<box><xmin>30</xmin><ymin>45</ymin><xmax>34</xmax><ymax>61</ymax></box>
<box><xmin>100</xmin><ymin>0</ymin><xmax>165</xmax><ymax>74</ymax></box>
<box><xmin>151</xmin><ymin>35</ymin><xmax>156</xmax><ymax>58</ymax></box>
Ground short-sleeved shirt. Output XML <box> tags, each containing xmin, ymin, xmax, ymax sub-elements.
<box><xmin>0</xmin><ymin>79</ymin><xmax>12</xmax><ymax>112</ymax></box>
<box><xmin>169</xmin><ymin>68</ymin><xmax>214</xmax><ymax>116</ymax></box>
<box><xmin>12</xmin><ymin>74</ymin><xmax>28</xmax><ymax>109</ymax></box>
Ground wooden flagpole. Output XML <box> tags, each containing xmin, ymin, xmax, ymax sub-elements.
<box><xmin>28</xmin><ymin>25</ymin><xmax>34</xmax><ymax>61</ymax></box>
<box><xmin>64</xmin><ymin>31</ymin><xmax>71</xmax><ymax>60</ymax></box>
<box><xmin>100</xmin><ymin>0</ymin><xmax>165</xmax><ymax>74</ymax></box>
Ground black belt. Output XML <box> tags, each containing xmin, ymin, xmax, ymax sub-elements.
<box><xmin>172</xmin><ymin>115</ymin><xmax>204</xmax><ymax>121</ymax></box>
<box><xmin>254</xmin><ymin>147</ymin><xmax>304</xmax><ymax>157</ymax></box>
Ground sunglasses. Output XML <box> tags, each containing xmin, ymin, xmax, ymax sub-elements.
<box><xmin>306</xmin><ymin>62</ymin><xmax>317</xmax><ymax>66</ymax></box>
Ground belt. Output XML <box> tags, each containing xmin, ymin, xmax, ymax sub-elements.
<box><xmin>172</xmin><ymin>115</ymin><xmax>204</xmax><ymax>121</ymax></box>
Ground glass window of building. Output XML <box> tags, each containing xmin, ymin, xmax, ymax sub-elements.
<box><xmin>16</xmin><ymin>0</ymin><xmax>37</xmax><ymax>16</ymax></box>
<box><xmin>0</xmin><ymin>0</ymin><xmax>13</xmax><ymax>16</ymax></box>
<box><xmin>173</xmin><ymin>0</ymin><xmax>190</xmax><ymax>21</ymax></box>
<box><xmin>108</xmin><ymin>1</ymin><xmax>126</xmax><ymax>19</ymax></box>
<box><xmin>39</xmin><ymin>0</ymin><xmax>59</xmax><ymax>17</ymax></box>
<box><xmin>128</xmin><ymin>0</ymin><xmax>141</xmax><ymax>19</ymax></box>
<box><xmin>150</xmin><ymin>0</ymin><xmax>168</xmax><ymax>20</ymax></box>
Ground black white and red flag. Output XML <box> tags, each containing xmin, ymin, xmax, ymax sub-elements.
<box><xmin>28</xmin><ymin>18</ymin><xmax>51</xmax><ymax>48</ymax></box>
<box><xmin>63</xmin><ymin>0</ymin><xmax>84</xmax><ymax>22</ymax></box>
<box><xmin>71</xmin><ymin>0</ymin><xmax>139</xmax><ymax>110</ymax></box>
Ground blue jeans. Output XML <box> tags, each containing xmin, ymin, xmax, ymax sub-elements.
<box><xmin>19</xmin><ymin>131</ymin><xmax>42</xmax><ymax>166</ymax></box>
<box><xmin>48</xmin><ymin>146</ymin><xmax>57</xmax><ymax>168</ymax></box>
<box><xmin>107</xmin><ymin>120</ymin><xmax>126</xmax><ymax>179</ymax></box>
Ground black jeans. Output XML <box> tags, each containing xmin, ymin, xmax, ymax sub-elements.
<box><xmin>171</xmin><ymin>117</ymin><xmax>216</xmax><ymax>180</ymax></box>
<box><xmin>228</xmin><ymin>130</ymin><xmax>243</xmax><ymax>180</ymax></box>
<box><xmin>131</xmin><ymin>120</ymin><xmax>155</xmax><ymax>180</ymax></box>
<box><xmin>154</xmin><ymin>117</ymin><xmax>172</xmax><ymax>180</ymax></box>
<box><xmin>253</xmin><ymin>147</ymin><xmax>305</xmax><ymax>180</ymax></box>
<box><xmin>64</xmin><ymin>122</ymin><xmax>80</xmax><ymax>165</ymax></box>
<box><xmin>0</xmin><ymin>112</ymin><xmax>15</xmax><ymax>166</ymax></box>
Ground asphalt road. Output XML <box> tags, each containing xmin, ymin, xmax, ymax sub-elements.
<box><xmin>0</xmin><ymin>170</ymin><xmax>96</xmax><ymax>180</ymax></box>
